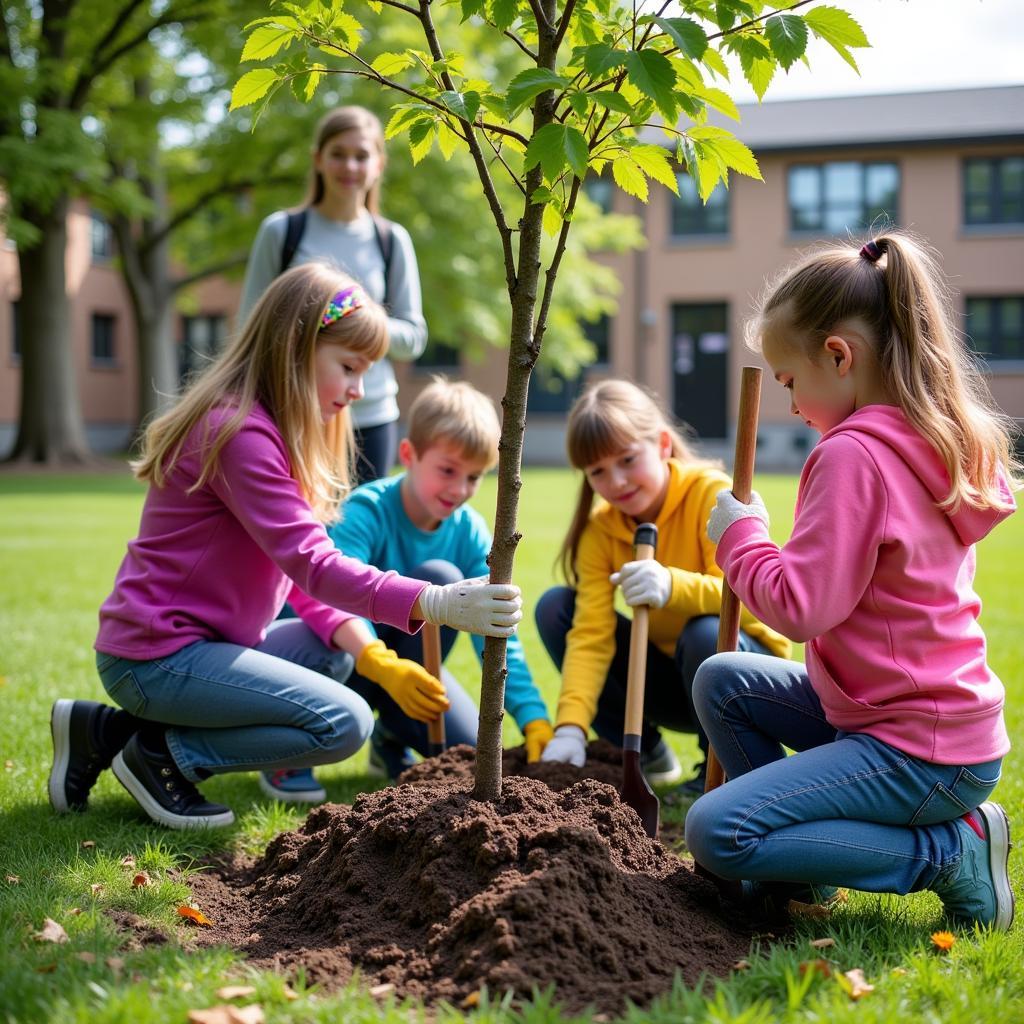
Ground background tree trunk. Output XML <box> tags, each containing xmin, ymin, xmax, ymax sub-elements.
<box><xmin>7</xmin><ymin>196</ymin><xmax>92</xmax><ymax>463</ymax></box>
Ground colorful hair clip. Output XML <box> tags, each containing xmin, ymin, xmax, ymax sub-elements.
<box><xmin>321</xmin><ymin>285</ymin><xmax>366</xmax><ymax>328</ymax></box>
<box><xmin>859</xmin><ymin>239</ymin><xmax>883</xmax><ymax>263</ymax></box>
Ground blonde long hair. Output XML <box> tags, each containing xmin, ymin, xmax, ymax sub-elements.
<box><xmin>558</xmin><ymin>379</ymin><xmax>706</xmax><ymax>585</ymax></box>
<box><xmin>132</xmin><ymin>264</ymin><xmax>388</xmax><ymax>522</ymax></box>
<box><xmin>751</xmin><ymin>231</ymin><xmax>1020</xmax><ymax>512</ymax></box>
<box><xmin>303</xmin><ymin>106</ymin><xmax>386</xmax><ymax>215</ymax></box>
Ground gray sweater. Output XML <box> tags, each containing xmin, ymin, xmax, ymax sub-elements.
<box><xmin>238</xmin><ymin>207</ymin><xmax>428</xmax><ymax>429</ymax></box>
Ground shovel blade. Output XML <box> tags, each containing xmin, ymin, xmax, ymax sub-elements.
<box><xmin>621</xmin><ymin>749</ymin><xmax>659</xmax><ymax>838</ymax></box>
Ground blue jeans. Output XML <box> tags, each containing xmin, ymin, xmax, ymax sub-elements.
<box><xmin>344</xmin><ymin>560</ymin><xmax>479</xmax><ymax>754</ymax></box>
<box><xmin>353</xmin><ymin>420</ymin><xmax>398</xmax><ymax>485</ymax></box>
<box><xmin>97</xmin><ymin>619</ymin><xmax>374</xmax><ymax>783</ymax></box>
<box><xmin>534</xmin><ymin>585</ymin><xmax>769</xmax><ymax>756</ymax></box>
<box><xmin>684</xmin><ymin>653</ymin><xmax>1003</xmax><ymax>896</ymax></box>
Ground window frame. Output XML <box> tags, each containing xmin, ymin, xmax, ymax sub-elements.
<box><xmin>964</xmin><ymin>295</ymin><xmax>1024</xmax><ymax>373</ymax></box>
<box><xmin>90</xmin><ymin>312</ymin><xmax>118</xmax><ymax>367</ymax></box>
<box><xmin>670</xmin><ymin>173</ymin><xmax>730</xmax><ymax>240</ymax></box>
<box><xmin>963</xmin><ymin>156</ymin><xmax>1024</xmax><ymax>229</ymax></box>
<box><xmin>786</xmin><ymin>159</ymin><xmax>900</xmax><ymax>236</ymax></box>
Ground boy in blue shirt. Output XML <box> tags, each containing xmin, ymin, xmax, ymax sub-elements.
<box><xmin>330</xmin><ymin>377</ymin><xmax>553</xmax><ymax>779</ymax></box>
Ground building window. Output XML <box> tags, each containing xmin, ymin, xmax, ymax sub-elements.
<box><xmin>584</xmin><ymin>313</ymin><xmax>611</xmax><ymax>366</ymax></box>
<box><xmin>181</xmin><ymin>315</ymin><xmax>227</xmax><ymax>380</ymax></box>
<box><xmin>90</xmin><ymin>211</ymin><xmax>114</xmax><ymax>261</ymax></box>
<box><xmin>10</xmin><ymin>300</ymin><xmax>19</xmax><ymax>362</ymax></box>
<box><xmin>526</xmin><ymin>365</ymin><xmax>582</xmax><ymax>414</ymax></box>
<box><xmin>91</xmin><ymin>313</ymin><xmax>116</xmax><ymax>365</ymax></box>
<box><xmin>788</xmin><ymin>161</ymin><xmax>899</xmax><ymax>235</ymax></box>
<box><xmin>964</xmin><ymin>157</ymin><xmax>1024</xmax><ymax>227</ymax></box>
<box><xmin>583</xmin><ymin>174</ymin><xmax>613</xmax><ymax>214</ymax></box>
<box><xmin>965</xmin><ymin>296</ymin><xmax>1024</xmax><ymax>364</ymax></box>
<box><xmin>418</xmin><ymin>337</ymin><xmax>460</xmax><ymax>370</ymax></box>
<box><xmin>671</xmin><ymin>174</ymin><xmax>728</xmax><ymax>237</ymax></box>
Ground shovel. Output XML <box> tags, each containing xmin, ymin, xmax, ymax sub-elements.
<box><xmin>422</xmin><ymin>622</ymin><xmax>447</xmax><ymax>758</ymax></box>
<box><xmin>619</xmin><ymin>522</ymin><xmax>660</xmax><ymax>839</ymax></box>
<box><xmin>704</xmin><ymin>366</ymin><xmax>763</xmax><ymax>795</ymax></box>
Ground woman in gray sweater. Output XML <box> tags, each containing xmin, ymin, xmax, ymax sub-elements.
<box><xmin>239</xmin><ymin>106</ymin><xmax>427</xmax><ymax>484</ymax></box>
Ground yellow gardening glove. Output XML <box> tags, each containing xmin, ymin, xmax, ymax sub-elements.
<box><xmin>355</xmin><ymin>640</ymin><xmax>450</xmax><ymax>723</ymax></box>
<box><xmin>522</xmin><ymin>719</ymin><xmax>555</xmax><ymax>763</ymax></box>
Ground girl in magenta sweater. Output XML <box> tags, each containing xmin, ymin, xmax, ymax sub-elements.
<box><xmin>48</xmin><ymin>263</ymin><xmax>520</xmax><ymax>829</ymax></box>
<box><xmin>685</xmin><ymin>232</ymin><xmax>1019</xmax><ymax>931</ymax></box>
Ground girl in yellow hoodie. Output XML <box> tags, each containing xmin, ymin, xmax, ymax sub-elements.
<box><xmin>537</xmin><ymin>380</ymin><xmax>790</xmax><ymax>792</ymax></box>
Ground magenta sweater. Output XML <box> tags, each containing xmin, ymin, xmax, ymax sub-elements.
<box><xmin>97</xmin><ymin>403</ymin><xmax>427</xmax><ymax>659</ymax></box>
<box><xmin>717</xmin><ymin>405</ymin><xmax>1013</xmax><ymax>764</ymax></box>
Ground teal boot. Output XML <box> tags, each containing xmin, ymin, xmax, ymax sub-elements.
<box><xmin>931</xmin><ymin>802</ymin><xmax>1014</xmax><ymax>931</ymax></box>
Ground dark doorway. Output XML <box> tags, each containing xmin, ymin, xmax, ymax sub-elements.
<box><xmin>670</xmin><ymin>303</ymin><xmax>728</xmax><ymax>439</ymax></box>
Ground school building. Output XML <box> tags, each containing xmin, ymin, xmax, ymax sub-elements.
<box><xmin>2</xmin><ymin>84</ymin><xmax>1023</xmax><ymax>467</ymax></box>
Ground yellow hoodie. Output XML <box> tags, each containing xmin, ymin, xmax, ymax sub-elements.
<box><xmin>556</xmin><ymin>458</ymin><xmax>792</xmax><ymax>732</ymax></box>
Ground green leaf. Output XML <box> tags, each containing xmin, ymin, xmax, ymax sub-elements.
<box><xmin>542</xmin><ymin>201</ymin><xmax>564</xmax><ymax>237</ymax></box>
<box><xmin>612</xmin><ymin>156</ymin><xmax>648</xmax><ymax>201</ymax></box>
<box><xmin>531</xmin><ymin>186</ymin><xmax>555</xmax><ymax>205</ymax></box>
<box><xmin>241</xmin><ymin>24</ymin><xmax>298</xmax><ymax>62</ymax></box>
<box><xmin>371</xmin><ymin>52</ymin><xmax>415</xmax><ymax>76</ymax></box>
<box><xmin>624</xmin><ymin>50</ymin><xmax>677</xmax><ymax>119</ymax></box>
<box><xmin>689</xmin><ymin>126</ymin><xmax>762</xmax><ymax>180</ymax></box>
<box><xmin>461</xmin><ymin>0</ymin><xmax>485</xmax><ymax>20</ymax></box>
<box><xmin>653</xmin><ymin>17</ymin><xmax>709</xmax><ymax>60</ymax></box>
<box><xmin>765</xmin><ymin>14</ymin><xmax>808</xmax><ymax>71</ymax></box>
<box><xmin>581</xmin><ymin>44</ymin><xmax>629</xmax><ymax>78</ymax></box>
<box><xmin>409</xmin><ymin>118</ymin><xmax>436</xmax><ymax>164</ymax></box>
<box><xmin>524</xmin><ymin>123</ymin><xmax>589</xmax><ymax>182</ymax></box>
<box><xmin>331</xmin><ymin>12</ymin><xmax>363</xmax><ymax>50</ymax></box>
<box><xmin>385</xmin><ymin>103</ymin><xmax>435</xmax><ymax>140</ymax></box>
<box><xmin>743</xmin><ymin>56</ymin><xmax>775</xmax><ymax>100</ymax></box>
<box><xmin>480</xmin><ymin>92</ymin><xmax>509</xmax><ymax>119</ymax></box>
<box><xmin>507</xmin><ymin>68</ymin><xmax>570</xmax><ymax>117</ymax></box>
<box><xmin>489</xmin><ymin>0</ymin><xmax>518</xmax><ymax>32</ymax></box>
<box><xmin>696</xmin><ymin>85</ymin><xmax>739</xmax><ymax>121</ymax></box>
<box><xmin>630</xmin><ymin>144</ymin><xmax>679</xmax><ymax>195</ymax></box>
<box><xmin>440</xmin><ymin>89</ymin><xmax>481</xmax><ymax>124</ymax></box>
<box><xmin>290</xmin><ymin>63</ymin><xmax>325</xmax><ymax>103</ymax></box>
<box><xmin>590</xmin><ymin>90</ymin><xmax>634</xmax><ymax>115</ymax></box>
<box><xmin>437</xmin><ymin>121</ymin><xmax>460</xmax><ymax>160</ymax></box>
<box><xmin>805</xmin><ymin>5</ymin><xmax>869</xmax><ymax>71</ymax></box>
<box><xmin>701</xmin><ymin>47</ymin><xmax>730</xmax><ymax>80</ymax></box>
<box><xmin>229</xmin><ymin>69</ymin><xmax>279</xmax><ymax>110</ymax></box>
<box><xmin>569</xmin><ymin>92</ymin><xmax>588</xmax><ymax>118</ymax></box>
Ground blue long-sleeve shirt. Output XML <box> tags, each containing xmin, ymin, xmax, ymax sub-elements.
<box><xmin>328</xmin><ymin>475</ymin><xmax>550</xmax><ymax>732</ymax></box>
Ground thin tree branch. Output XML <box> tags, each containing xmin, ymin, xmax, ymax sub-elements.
<box><xmin>552</xmin><ymin>0</ymin><xmax>577</xmax><ymax>51</ymax></box>
<box><xmin>377</xmin><ymin>0</ymin><xmax>419</xmax><ymax>14</ymax></box>
<box><xmin>707</xmin><ymin>0</ymin><xmax>819</xmax><ymax>42</ymax></box>
<box><xmin>482</xmin><ymin>131</ymin><xmax>528</xmax><ymax>199</ymax></box>
<box><xmin>82</xmin><ymin>0</ymin><xmax>146</xmax><ymax>79</ymax></box>
<box><xmin>172</xmin><ymin>254</ymin><xmax>249</xmax><ymax>293</ymax></box>
<box><xmin>526</xmin><ymin>0</ymin><xmax>554</xmax><ymax>34</ymax></box>
<box><xmin>532</xmin><ymin>176</ymin><xmax>581</xmax><ymax>356</ymax></box>
<box><xmin>502</xmin><ymin>27</ymin><xmax>538</xmax><ymax>61</ymax></box>
<box><xmin>0</xmin><ymin>0</ymin><xmax>14</xmax><ymax>66</ymax></box>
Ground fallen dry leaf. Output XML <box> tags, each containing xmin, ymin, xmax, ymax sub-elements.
<box><xmin>187</xmin><ymin>1006</ymin><xmax>264</xmax><ymax>1024</ymax></box>
<box><xmin>799</xmin><ymin>959</ymin><xmax>833</xmax><ymax>978</ymax></box>
<box><xmin>80</xmin><ymin>841</ymin><xmax>96</xmax><ymax>849</ymax></box>
<box><xmin>32</xmin><ymin>918</ymin><xmax>69</xmax><ymax>944</ymax></box>
<box><xmin>89</xmin><ymin>883</ymin><xmax>104</xmax><ymax>897</ymax></box>
<box><xmin>74</xmin><ymin>952</ymin><xmax>97</xmax><ymax>964</ymax></box>
<box><xmin>732</xmin><ymin>959</ymin><xmax>751</xmax><ymax>971</ymax></box>
<box><xmin>178</xmin><ymin>905</ymin><xmax>214</xmax><ymax>927</ymax></box>
<box><xmin>282</xmin><ymin>984</ymin><xmax>298</xmax><ymax>1001</ymax></box>
<box><xmin>891</xmin><ymin>967</ymin><xmax>908</xmax><ymax>977</ymax></box>
<box><xmin>35</xmin><ymin>962</ymin><xmax>57</xmax><ymax>973</ymax></box>
<box><xmin>131</xmin><ymin>872</ymin><xmax>151</xmax><ymax>888</ymax></box>
<box><xmin>5</xmin><ymin>875</ymin><xmax>20</xmax><ymax>885</ymax></box>
<box><xmin>67</xmin><ymin>908</ymin><xmax>83</xmax><ymax>917</ymax></box>
<box><xmin>105</xmin><ymin>956</ymin><xmax>124</xmax><ymax>974</ymax></box>
<box><xmin>838</xmin><ymin>968</ymin><xmax>875</xmax><ymax>1000</ymax></box>
<box><xmin>215</xmin><ymin>985</ymin><xmax>256</xmax><ymax>1000</ymax></box>
<box><xmin>369</xmin><ymin>983</ymin><xmax>395</xmax><ymax>999</ymax></box>
<box><xmin>809</xmin><ymin>937</ymin><xmax>836</xmax><ymax>949</ymax></box>
<box><xmin>931</xmin><ymin>930</ymin><xmax>956</xmax><ymax>952</ymax></box>
<box><xmin>4</xmin><ymin>760</ymin><xmax>14</xmax><ymax>770</ymax></box>
<box><xmin>119</xmin><ymin>855</ymin><xmax>136</xmax><ymax>868</ymax></box>
<box><xmin>460</xmin><ymin>991</ymin><xmax>481</xmax><ymax>1009</ymax></box>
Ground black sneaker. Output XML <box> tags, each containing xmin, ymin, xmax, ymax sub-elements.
<box><xmin>49</xmin><ymin>699</ymin><xmax>139</xmax><ymax>813</ymax></box>
<box><xmin>111</xmin><ymin>732</ymin><xmax>235</xmax><ymax>829</ymax></box>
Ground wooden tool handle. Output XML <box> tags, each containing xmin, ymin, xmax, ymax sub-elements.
<box><xmin>422</xmin><ymin>622</ymin><xmax>446</xmax><ymax>751</ymax></box>
<box><xmin>705</xmin><ymin>366</ymin><xmax>762</xmax><ymax>793</ymax></box>
<box><xmin>623</xmin><ymin>527</ymin><xmax>657</xmax><ymax>740</ymax></box>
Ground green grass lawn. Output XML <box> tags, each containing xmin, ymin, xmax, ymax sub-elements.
<box><xmin>1</xmin><ymin>467</ymin><xmax>1022</xmax><ymax>1022</ymax></box>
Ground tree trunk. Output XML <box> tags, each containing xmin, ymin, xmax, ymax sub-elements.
<box><xmin>471</xmin><ymin>0</ymin><xmax>557</xmax><ymax>802</ymax></box>
<box><xmin>6</xmin><ymin>196</ymin><xmax>92</xmax><ymax>464</ymax></box>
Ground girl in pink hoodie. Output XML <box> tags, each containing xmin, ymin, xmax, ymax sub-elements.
<box><xmin>685</xmin><ymin>231</ymin><xmax>1019</xmax><ymax>931</ymax></box>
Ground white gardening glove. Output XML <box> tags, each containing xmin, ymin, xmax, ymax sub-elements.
<box><xmin>540</xmin><ymin>725</ymin><xmax>587</xmax><ymax>767</ymax></box>
<box><xmin>609</xmin><ymin>560</ymin><xmax>672</xmax><ymax>609</ymax></box>
<box><xmin>707</xmin><ymin>488</ymin><xmax>770</xmax><ymax>544</ymax></box>
<box><xmin>418</xmin><ymin>576</ymin><xmax>522</xmax><ymax>637</ymax></box>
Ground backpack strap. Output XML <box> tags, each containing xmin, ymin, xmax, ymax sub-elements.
<box><xmin>279</xmin><ymin>208</ymin><xmax>308</xmax><ymax>275</ymax></box>
<box><xmin>371</xmin><ymin>214</ymin><xmax>395</xmax><ymax>307</ymax></box>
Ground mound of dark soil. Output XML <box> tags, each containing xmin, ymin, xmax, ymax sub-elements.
<box><xmin>189</xmin><ymin>772</ymin><xmax>756</xmax><ymax>1014</ymax></box>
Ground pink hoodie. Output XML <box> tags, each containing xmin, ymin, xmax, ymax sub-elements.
<box><xmin>717</xmin><ymin>405</ymin><xmax>1014</xmax><ymax>764</ymax></box>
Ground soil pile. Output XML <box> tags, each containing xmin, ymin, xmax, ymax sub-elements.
<box><xmin>189</xmin><ymin>773</ymin><xmax>755</xmax><ymax>1014</ymax></box>
<box><xmin>397</xmin><ymin>739</ymin><xmax>625</xmax><ymax>791</ymax></box>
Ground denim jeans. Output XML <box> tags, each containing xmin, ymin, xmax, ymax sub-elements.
<box><xmin>352</xmin><ymin>420</ymin><xmax>398</xmax><ymax>485</ymax></box>
<box><xmin>534</xmin><ymin>585</ymin><xmax>770</xmax><ymax>756</ymax></box>
<box><xmin>684</xmin><ymin>652</ymin><xmax>1003</xmax><ymax>896</ymax></box>
<box><xmin>344</xmin><ymin>559</ymin><xmax>479</xmax><ymax>754</ymax></box>
<box><xmin>97</xmin><ymin>618</ymin><xmax>374</xmax><ymax>782</ymax></box>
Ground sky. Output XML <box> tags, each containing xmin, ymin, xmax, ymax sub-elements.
<box><xmin>728</xmin><ymin>0</ymin><xmax>1023</xmax><ymax>103</ymax></box>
